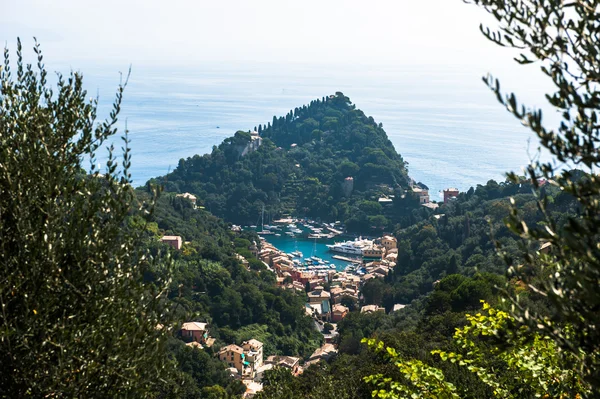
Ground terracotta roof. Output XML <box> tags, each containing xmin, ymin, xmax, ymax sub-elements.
<box><xmin>219</xmin><ymin>344</ymin><xmax>244</xmax><ymax>354</ymax></box>
<box><xmin>243</xmin><ymin>339</ymin><xmax>263</xmax><ymax>349</ymax></box>
<box><xmin>332</xmin><ymin>304</ymin><xmax>348</xmax><ymax>313</ymax></box>
<box><xmin>181</xmin><ymin>321</ymin><xmax>207</xmax><ymax>331</ymax></box>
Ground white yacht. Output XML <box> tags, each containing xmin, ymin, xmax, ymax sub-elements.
<box><xmin>326</xmin><ymin>238</ymin><xmax>373</xmax><ymax>255</ymax></box>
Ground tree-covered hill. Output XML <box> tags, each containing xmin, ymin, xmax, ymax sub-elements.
<box><xmin>257</xmin><ymin>177</ymin><xmax>580</xmax><ymax>399</ymax></box>
<box><xmin>154</xmin><ymin>92</ymin><xmax>413</xmax><ymax>229</ymax></box>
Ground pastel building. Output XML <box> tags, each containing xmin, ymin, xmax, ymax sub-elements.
<box><xmin>443</xmin><ymin>188</ymin><xmax>460</xmax><ymax>204</ymax></box>
<box><xmin>161</xmin><ymin>235</ymin><xmax>182</xmax><ymax>250</ymax></box>
<box><xmin>218</xmin><ymin>344</ymin><xmax>245</xmax><ymax>374</ymax></box>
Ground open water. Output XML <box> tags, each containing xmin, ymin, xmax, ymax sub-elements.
<box><xmin>81</xmin><ymin>62</ymin><xmax>550</xmax><ymax>200</ymax></box>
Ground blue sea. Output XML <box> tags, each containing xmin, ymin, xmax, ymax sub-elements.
<box><xmin>80</xmin><ymin>62</ymin><xmax>548</xmax><ymax>200</ymax></box>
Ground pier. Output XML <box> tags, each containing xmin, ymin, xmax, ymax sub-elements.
<box><xmin>332</xmin><ymin>255</ymin><xmax>362</xmax><ymax>264</ymax></box>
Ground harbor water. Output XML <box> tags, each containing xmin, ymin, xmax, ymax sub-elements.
<box><xmin>260</xmin><ymin>234</ymin><xmax>359</xmax><ymax>272</ymax></box>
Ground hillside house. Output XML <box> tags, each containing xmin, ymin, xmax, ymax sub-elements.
<box><xmin>161</xmin><ymin>235</ymin><xmax>182</xmax><ymax>250</ymax></box>
<box><xmin>176</xmin><ymin>192</ymin><xmax>197</xmax><ymax>209</ymax></box>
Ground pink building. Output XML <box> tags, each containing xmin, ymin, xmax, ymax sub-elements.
<box><xmin>161</xmin><ymin>235</ymin><xmax>182</xmax><ymax>250</ymax></box>
<box><xmin>443</xmin><ymin>188</ymin><xmax>459</xmax><ymax>204</ymax></box>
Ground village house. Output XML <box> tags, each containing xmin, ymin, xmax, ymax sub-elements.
<box><xmin>307</xmin><ymin>286</ymin><xmax>331</xmax><ymax>304</ymax></box>
<box><xmin>331</xmin><ymin>304</ymin><xmax>348</xmax><ymax>322</ymax></box>
<box><xmin>443</xmin><ymin>188</ymin><xmax>460</xmax><ymax>204</ymax></box>
<box><xmin>378</xmin><ymin>197</ymin><xmax>394</xmax><ymax>206</ymax></box>
<box><xmin>330</xmin><ymin>286</ymin><xmax>358</xmax><ymax>304</ymax></box>
<box><xmin>176</xmin><ymin>192</ymin><xmax>197</xmax><ymax>209</ymax></box>
<box><xmin>266</xmin><ymin>355</ymin><xmax>302</xmax><ymax>376</ymax></box>
<box><xmin>362</xmin><ymin>245</ymin><xmax>383</xmax><ymax>259</ymax></box>
<box><xmin>380</xmin><ymin>235</ymin><xmax>397</xmax><ymax>253</ymax></box>
<box><xmin>161</xmin><ymin>235</ymin><xmax>182</xmax><ymax>250</ymax></box>
<box><xmin>242</xmin><ymin>339</ymin><xmax>264</xmax><ymax>371</ymax></box>
<box><xmin>284</xmin><ymin>280</ymin><xmax>305</xmax><ymax>293</ymax></box>
<box><xmin>218</xmin><ymin>344</ymin><xmax>245</xmax><ymax>374</ymax></box>
<box><xmin>242</xmin><ymin>380</ymin><xmax>263</xmax><ymax>398</ymax></box>
<box><xmin>361</xmin><ymin>304</ymin><xmax>386</xmax><ymax>314</ymax></box>
<box><xmin>248</xmin><ymin>242</ymin><xmax>259</xmax><ymax>257</ymax></box>
<box><xmin>235</xmin><ymin>253</ymin><xmax>249</xmax><ymax>268</ymax></box>
<box><xmin>412</xmin><ymin>186</ymin><xmax>430</xmax><ymax>204</ymax></box>
<box><xmin>305</xmin><ymin>343</ymin><xmax>338</xmax><ymax>368</ymax></box>
<box><xmin>307</xmin><ymin>299</ymin><xmax>331</xmax><ymax>321</ymax></box>
<box><xmin>217</xmin><ymin>339</ymin><xmax>266</xmax><ymax>382</ymax></box>
<box><xmin>186</xmin><ymin>341</ymin><xmax>203</xmax><ymax>349</ymax></box>
<box><xmin>240</xmin><ymin>131</ymin><xmax>263</xmax><ymax>156</ymax></box>
<box><xmin>180</xmin><ymin>321</ymin><xmax>208</xmax><ymax>343</ymax></box>
<box><xmin>392</xmin><ymin>304</ymin><xmax>407</xmax><ymax>312</ymax></box>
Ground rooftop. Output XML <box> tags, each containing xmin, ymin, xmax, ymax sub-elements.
<box><xmin>219</xmin><ymin>344</ymin><xmax>244</xmax><ymax>354</ymax></box>
<box><xmin>243</xmin><ymin>339</ymin><xmax>264</xmax><ymax>349</ymax></box>
<box><xmin>181</xmin><ymin>321</ymin><xmax>208</xmax><ymax>331</ymax></box>
<box><xmin>161</xmin><ymin>235</ymin><xmax>181</xmax><ymax>240</ymax></box>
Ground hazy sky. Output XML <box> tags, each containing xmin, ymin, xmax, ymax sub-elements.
<box><xmin>2</xmin><ymin>0</ymin><xmax>519</xmax><ymax>68</ymax></box>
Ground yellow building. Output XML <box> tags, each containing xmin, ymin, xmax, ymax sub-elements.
<box><xmin>218</xmin><ymin>344</ymin><xmax>245</xmax><ymax>373</ymax></box>
<box><xmin>381</xmin><ymin>235</ymin><xmax>397</xmax><ymax>253</ymax></box>
<box><xmin>362</xmin><ymin>245</ymin><xmax>383</xmax><ymax>259</ymax></box>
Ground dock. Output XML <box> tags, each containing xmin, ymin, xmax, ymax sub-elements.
<box><xmin>327</xmin><ymin>227</ymin><xmax>343</xmax><ymax>235</ymax></box>
<box><xmin>332</xmin><ymin>255</ymin><xmax>362</xmax><ymax>264</ymax></box>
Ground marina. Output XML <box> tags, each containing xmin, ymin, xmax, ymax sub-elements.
<box><xmin>260</xmin><ymin>234</ymin><xmax>359</xmax><ymax>272</ymax></box>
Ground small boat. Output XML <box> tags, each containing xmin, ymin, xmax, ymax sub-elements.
<box><xmin>275</xmin><ymin>234</ymin><xmax>281</xmax><ymax>237</ymax></box>
<box><xmin>292</xmin><ymin>250</ymin><xmax>303</xmax><ymax>257</ymax></box>
<box><xmin>285</xmin><ymin>232</ymin><xmax>295</xmax><ymax>236</ymax></box>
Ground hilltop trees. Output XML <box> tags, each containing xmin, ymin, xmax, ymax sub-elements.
<box><xmin>159</xmin><ymin>92</ymin><xmax>414</xmax><ymax>230</ymax></box>
<box><xmin>0</xmin><ymin>40</ymin><xmax>176</xmax><ymax>397</ymax></box>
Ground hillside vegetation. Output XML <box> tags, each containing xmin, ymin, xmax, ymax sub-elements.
<box><xmin>156</xmin><ymin>92</ymin><xmax>416</xmax><ymax>231</ymax></box>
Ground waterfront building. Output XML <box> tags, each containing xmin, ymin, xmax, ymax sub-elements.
<box><xmin>362</xmin><ymin>245</ymin><xmax>383</xmax><ymax>259</ymax></box>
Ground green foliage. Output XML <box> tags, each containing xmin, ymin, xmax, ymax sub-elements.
<box><xmin>0</xmin><ymin>40</ymin><xmax>177</xmax><ymax>397</ymax></box>
<box><xmin>465</xmin><ymin>0</ymin><xmax>600</xmax><ymax>392</ymax></box>
<box><xmin>433</xmin><ymin>301</ymin><xmax>588</xmax><ymax>397</ymax></box>
<box><xmin>364</xmin><ymin>302</ymin><xmax>588</xmax><ymax>398</ymax></box>
<box><xmin>362</xmin><ymin>338</ymin><xmax>459</xmax><ymax>399</ymax></box>
<box><xmin>164</xmin><ymin>339</ymin><xmax>245</xmax><ymax>397</ymax></box>
<box><xmin>158</xmin><ymin>92</ymin><xmax>414</xmax><ymax>232</ymax></box>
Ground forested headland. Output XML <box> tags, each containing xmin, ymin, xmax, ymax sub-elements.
<box><xmin>153</xmin><ymin>92</ymin><xmax>424</xmax><ymax>232</ymax></box>
<box><xmin>3</xmin><ymin>0</ymin><xmax>600</xmax><ymax>396</ymax></box>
